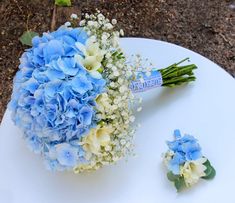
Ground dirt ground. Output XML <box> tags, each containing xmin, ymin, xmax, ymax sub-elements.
<box><xmin>0</xmin><ymin>0</ymin><xmax>234</xmax><ymax>121</ymax></box>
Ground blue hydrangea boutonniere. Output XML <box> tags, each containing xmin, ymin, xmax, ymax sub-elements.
<box><xmin>163</xmin><ymin>130</ymin><xmax>216</xmax><ymax>192</ymax></box>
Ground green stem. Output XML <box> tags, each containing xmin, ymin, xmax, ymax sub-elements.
<box><xmin>159</xmin><ymin>58</ymin><xmax>197</xmax><ymax>87</ymax></box>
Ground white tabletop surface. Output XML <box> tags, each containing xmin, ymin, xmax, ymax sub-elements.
<box><xmin>1</xmin><ymin>38</ymin><xmax>235</xmax><ymax>203</ymax></box>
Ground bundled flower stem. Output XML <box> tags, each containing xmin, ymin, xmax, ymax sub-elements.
<box><xmin>159</xmin><ymin>58</ymin><xmax>197</xmax><ymax>87</ymax></box>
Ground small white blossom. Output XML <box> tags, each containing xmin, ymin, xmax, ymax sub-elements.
<box><xmin>111</xmin><ymin>19</ymin><xmax>117</xmax><ymax>25</ymax></box>
<box><xmin>130</xmin><ymin>116</ymin><xmax>135</xmax><ymax>122</ymax></box>
<box><xmin>120</xmin><ymin>139</ymin><xmax>126</xmax><ymax>145</ymax></box>
<box><xmin>70</xmin><ymin>13</ymin><xmax>78</xmax><ymax>19</ymax></box>
<box><xmin>120</xmin><ymin>29</ymin><xmax>124</xmax><ymax>36</ymax></box>
<box><xmin>87</xmin><ymin>21</ymin><xmax>94</xmax><ymax>27</ymax></box>
<box><xmin>64</xmin><ymin>21</ymin><xmax>71</xmax><ymax>27</ymax></box>
<box><xmin>105</xmin><ymin>23</ymin><xmax>113</xmax><ymax>30</ymax></box>
<box><xmin>105</xmin><ymin>145</ymin><xmax>112</xmax><ymax>151</ymax></box>
<box><xmin>105</xmin><ymin>52</ymin><xmax>111</xmax><ymax>59</ymax></box>
<box><xmin>79</xmin><ymin>20</ymin><xmax>86</xmax><ymax>26</ymax></box>
<box><xmin>137</xmin><ymin>107</ymin><xmax>142</xmax><ymax>112</ymax></box>
<box><xmin>113</xmin><ymin>71</ymin><xmax>120</xmax><ymax>77</ymax></box>
<box><xmin>110</xmin><ymin>82</ymin><xmax>116</xmax><ymax>88</ymax></box>
<box><xmin>119</xmin><ymin>85</ymin><xmax>127</xmax><ymax>93</ymax></box>
<box><xmin>97</xmin><ymin>13</ymin><xmax>105</xmax><ymax>21</ymax></box>
<box><xmin>85</xmin><ymin>13</ymin><xmax>90</xmax><ymax>19</ymax></box>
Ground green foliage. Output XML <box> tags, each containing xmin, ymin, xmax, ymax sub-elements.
<box><xmin>167</xmin><ymin>172</ymin><xmax>186</xmax><ymax>192</ymax></box>
<box><xmin>55</xmin><ymin>0</ymin><xmax>71</xmax><ymax>6</ymax></box>
<box><xmin>202</xmin><ymin>159</ymin><xmax>216</xmax><ymax>180</ymax></box>
<box><xmin>174</xmin><ymin>177</ymin><xmax>186</xmax><ymax>192</ymax></box>
<box><xmin>167</xmin><ymin>171</ymin><xmax>179</xmax><ymax>181</ymax></box>
<box><xmin>19</xmin><ymin>31</ymin><xmax>38</xmax><ymax>46</ymax></box>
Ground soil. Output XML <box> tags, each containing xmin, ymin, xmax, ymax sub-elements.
<box><xmin>0</xmin><ymin>0</ymin><xmax>234</xmax><ymax>122</ymax></box>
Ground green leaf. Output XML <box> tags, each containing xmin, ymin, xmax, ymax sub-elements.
<box><xmin>174</xmin><ymin>177</ymin><xmax>186</xmax><ymax>192</ymax></box>
<box><xmin>167</xmin><ymin>172</ymin><xmax>186</xmax><ymax>192</ymax></box>
<box><xmin>19</xmin><ymin>31</ymin><xmax>38</xmax><ymax>46</ymax></box>
<box><xmin>55</xmin><ymin>0</ymin><xmax>71</xmax><ymax>6</ymax></box>
<box><xmin>202</xmin><ymin>160</ymin><xmax>216</xmax><ymax>180</ymax></box>
<box><xmin>167</xmin><ymin>171</ymin><xmax>179</xmax><ymax>182</ymax></box>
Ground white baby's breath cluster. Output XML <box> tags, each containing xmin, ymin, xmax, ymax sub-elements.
<box><xmin>128</xmin><ymin>54</ymin><xmax>155</xmax><ymax>84</ymax></box>
<box><xmin>73</xmin><ymin>11</ymin><xmax>142</xmax><ymax>173</ymax></box>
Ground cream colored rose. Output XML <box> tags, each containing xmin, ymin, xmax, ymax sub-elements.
<box><xmin>81</xmin><ymin>125</ymin><xmax>113</xmax><ymax>155</ymax></box>
<box><xmin>75</xmin><ymin>39</ymin><xmax>105</xmax><ymax>78</ymax></box>
<box><xmin>180</xmin><ymin>158</ymin><xmax>207</xmax><ymax>187</ymax></box>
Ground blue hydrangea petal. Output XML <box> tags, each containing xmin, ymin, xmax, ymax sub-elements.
<box><xmin>22</xmin><ymin>78</ymin><xmax>39</xmax><ymax>94</ymax></box>
<box><xmin>27</xmin><ymin>134</ymin><xmax>43</xmax><ymax>154</ymax></box>
<box><xmin>70</xmin><ymin>75</ymin><xmax>93</xmax><ymax>94</ymax></box>
<box><xmin>79</xmin><ymin>105</ymin><xmax>93</xmax><ymax>126</ymax></box>
<box><xmin>174</xmin><ymin>129</ymin><xmax>181</xmax><ymax>139</ymax></box>
<box><xmin>32</xmin><ymin>36</ymin><xmax>41</xmax><ymax>47</ymax></box>
<box><xmin>44</xmin><ymin>80</ymin><xmax>63</xmax><ymax>98</ymax></box>
<box><xmin>43</xmin><ymin>40</ymin><xmax>65</xmax><ymax>64</ymax></box>
<box><xmin>55</xmin><ymin>143</ymin><xmax>78</xmax><ymax>167</ymax></box>
<box><xmin>168</xmin><ymin>152</ymin><xmax>185</xmax><ymax>175</ymax></box>
<box><xmin>69</xmin><ymin>28</ymin><xmax>88</xmax><ymax>44</ymax></box>
<box><xmin>57</xmin><ymin>57</ymin><xmax>78</xmax><ymax>76</ymax></box>
<box><xmin>44</xmin><ymin>69</ymin><xmax>66</xmax><ymax>80</ymax></box>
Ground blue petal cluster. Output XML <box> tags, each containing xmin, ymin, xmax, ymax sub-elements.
<box><xmin>8</xmin><ymin>27</ymin><xmax>106</xmax><ymax>171</ymax></box>
<box><xmin>166</xmin><ymin>130</ymin><xmax>202</xmax><ymax>175</ymax></box>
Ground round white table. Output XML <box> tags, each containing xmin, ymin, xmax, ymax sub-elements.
<box><xmin>1</xmin><ymin>38</ymin><xmax>235</xmax><ymax>203</ymax></box>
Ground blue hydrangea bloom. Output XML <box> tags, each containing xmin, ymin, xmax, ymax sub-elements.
<box><xmin>167</xmin><ymin>130</ymin><xmax>202</xmax><ymax>175</ymax></box>
<box><xmin>8</xmin><ymin>27</ymin><xmax>106</xmax><ymax>170</ymax></box>
<box><xmin>168</xmin><ymin>152</ymin><xmax>185</xmax><ymax>175</ymax></box>
<box><xmin>55</xmin><ymin>143</ymin><xmax>78</xmax><ymax>167</ymax></box>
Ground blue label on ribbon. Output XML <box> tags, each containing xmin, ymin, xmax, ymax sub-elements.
<box><xmin>130</xmin><ymin>70</ymin><xmax>163</xmax><ymax>93</ymax></box>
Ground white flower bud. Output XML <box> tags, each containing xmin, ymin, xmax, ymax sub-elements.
<box><xmin>120</xmin><ymin>139</ymin><xmax>126</xmax><ymax>145</ymax></box>
<box><xmin>64</xmin><ymin>22</ymin><xmax>71</xmax><ymax>27</ymax></box>
<box><xmin>70</xmin><ymin>13</ymin><xmax>78</xmax><ymax>19</ymax></box>
<box><xmin>130</xmin><ymin>116</ymin><xmax>135</xmax><ymax>122</ymax></box>
<box><xmin>105</xmin><ymin>52</ymin><xmax>111</xmax><ymax>58</ymax></box>
<box><xmin>111</xmin><ymin>19</ymin><xmax>117</xmax><ymax>25</ymax></box>
<box><xmin>88</xmin><ymin>21</ymin><xmax>94</xmax><ymax>26</ymax></box>
<box><xmin>120</xmin><ymin>29</ymin><xmax>124</xmax><ymax>36</ymax></box>
<box><xmin>137</xmin><ymin>107</ymin><xmax>142</xmax><ymax>112</ymax></box>
<box><xmin>105</xmin><ymin>23</ymin><xmax>113</xmax><ymax>30</ymax></box>
<box><xmin>79</xmin><ymin>20</ymin><xmax>86</xmax><ymax>26</ymax></box>
<box><xmin>113</xmin><ymin>71</ymin><xmax>120</xmax><ymax>77</ymax></box>
<box><xmin>85</xmin><ymin>13</ymin><xmax>90</xmax><ymax>19</ymax></box>
<box><xmin>119</xmin><ymin>85</ymin><xmax>127</xmax><ymax>93</ymax></box>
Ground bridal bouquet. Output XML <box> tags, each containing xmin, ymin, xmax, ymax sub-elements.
<box><xmin>8</xmin><ymin>11</ymin><xmax>197</xmax><ymax>173</ymax></box>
